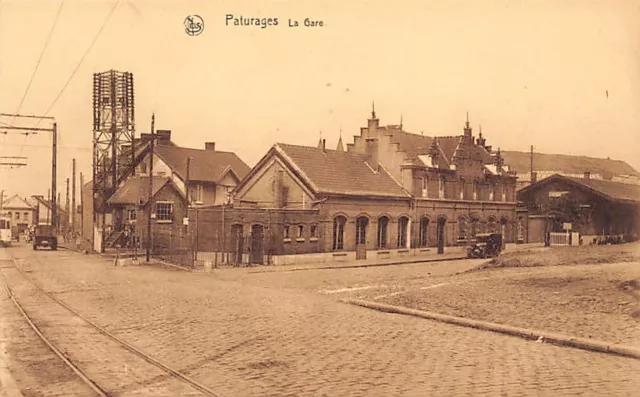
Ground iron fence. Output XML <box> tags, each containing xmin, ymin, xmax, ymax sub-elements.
<box><xmin>151</xmin><ymin>228</ymin><xmax>196</xmax><ymax>268</ymax></box>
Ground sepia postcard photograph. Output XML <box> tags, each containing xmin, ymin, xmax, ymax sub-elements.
<box><xmin>0</xmin><ymin>0</ymin><xmax>639</xmax><ymax>395</ymax></box>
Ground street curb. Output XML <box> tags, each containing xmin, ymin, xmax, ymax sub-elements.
<box><xmin>343</xmin><ymin>299</ymin><xmax>640</xmax><ymax>360</ymax></box>
<box><xmin>247</xmin><ymin>255</ymin><xmax>470</xmax><ymax>274</ymax></box>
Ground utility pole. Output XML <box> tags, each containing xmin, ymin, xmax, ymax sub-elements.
<box><xmin>145</xmin><ymin>114</ymin><xmax>155</xmax><ymax>262</ymax></box>
<box><xmin>80</xmin><ymin>172</ymin><xmax>84</xmax><ymax>238</ymax></box>
<box><xmin>186</xmin><ymin>157</ymin><xmax>191</xmax><ymax>205</ymax></box>
<box><xmin>57</xmin><ymin>192</ymin><xmax>61</xmax><ymax>232</ymax></box>
<box><xmin>52</xmin><ymin>123</ymin><xmax>57</xmax><ymax>230</ymax></box>
<box><xmin>0</xmin><ymin>115</ymin><xmax>56</xmax><ymax>227</ymax></box>
<box><xmin>65</xmin><ymin>177</ymin><xmax>70</xmax><ymax>233</ymax></box>
<box><xmin>72</xmin><ymin>159</ymin><xmax>76</xmax><ymax>234</ymax></box>
<box><xmin>47</xmin><ymin>189</ymin><xmax>50</xmax><ymax>224</ymax></box>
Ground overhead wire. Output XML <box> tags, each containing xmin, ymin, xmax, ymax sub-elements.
<box><xmin>7</xmin><ymin>1</ymin><xmax>65</xmax><ymax>156</ymax></box>
<box><xmin>17</xmin><ymin>0</ymin><xmax>120</xmax><ymax>158</ymax></box>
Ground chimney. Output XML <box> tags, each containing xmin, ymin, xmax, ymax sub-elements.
<box><xmin>205</xmin><ymin>142</ymin><xmax>216</xmax><ymax>151</ymax></box>
<box><xmin>156</xmin><ymin>130</ymin><xmax>171</xmax><ymax>145</ymax></box>
<box><xmin>365</xmin><ymin>138</ymin><xmax>379</xmax><ymax>171</ymax></box>
<box><xmin>584</xmin><ymin>171</ymin><xmax>590</xmax><ymax>180</ymax></box>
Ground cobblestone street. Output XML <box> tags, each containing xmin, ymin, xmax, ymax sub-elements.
<box><xmin>2</xmin><ymin>243</ymin><xmax>640</xmax><ymax>396</ymax></box>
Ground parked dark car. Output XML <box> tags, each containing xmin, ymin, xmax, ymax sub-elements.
<box><xmin>33</xmin><ymin>224</ymin><xmax>58</xmax><ymax>250</ymax></box>
<box><xmin>466</xmin><ymin>233</ymin><xmax>503</xmax><ymax>258</ymax></box>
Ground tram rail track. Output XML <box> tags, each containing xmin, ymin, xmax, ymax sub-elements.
<box><xmin>0</xmin><ymin>255</ymin><xmax>225</xmax><ymax>397</ymax></box>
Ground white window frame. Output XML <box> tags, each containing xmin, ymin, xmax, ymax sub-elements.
<box><xmin>195</xmin><ymin>184</ymin><xmax>204</xmax><ymax>204</ymax></box>
<box><xmin>127</xmin><ymin>208</ymin><xmax>137</xmax><ymax>222</ymax></box>
<box><xmin>155</xmin><ymin>201</ymin><xmax>174</xmax><ymax>223</ymax></box>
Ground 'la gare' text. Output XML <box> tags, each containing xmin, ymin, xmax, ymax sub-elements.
<box><xmin>225</xmin><ymin>15</ymin><xmax>324</xmax><ymax>29</ymax></box>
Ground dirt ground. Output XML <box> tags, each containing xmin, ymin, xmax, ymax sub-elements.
<box><xmin>354</xmin><ymin>243</ymin><xmax>640</xmax><ymax>347</ymax></box>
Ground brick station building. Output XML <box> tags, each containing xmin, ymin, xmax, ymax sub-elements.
<box><xmin>192</xmin><ymin>109</ymin><xmax>519</xmax><ymax>265</ymax></box>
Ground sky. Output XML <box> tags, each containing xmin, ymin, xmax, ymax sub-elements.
<box><xmin>0</xmin><ymin>0</ymin><xmax>639</xmax><ymax>201</ymax></box>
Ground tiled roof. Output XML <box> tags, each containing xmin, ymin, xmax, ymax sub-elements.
<box><xmin>2</xmin><ymin>194</ymin><xmax>34</xmax><ymax>209</ymax></box>
<box><xmin>107</xmin><ymin>176</ymin><xmax>171</xmax><ymax>205</ymax></box>
<box><xmin>565</xmin><ymin>176</ymin><xmax>640</xmax><ymax>203</ymax></box>
<box><xmin>30</xmin><ymin>196</ymin><xmax>66</xmax><ymax>213</ymax></box>
<box><xmin>275</xmin><ymin>143</ymin><xmax>409</xmax><ymax>198</ymax></box>
<box><xmin>501</xmin><ymin>151</ymin><xmax>639</xmax><ymax>179</ymax></box>
<box><xmin>519</xmin><ymin>173</ymin><xmax>640</xmax><ymax>204</ymax></box>
<box><xmin>154</xmin><ymin>146</ymin><xmax>251</xmax><ymax>184</ymax></box>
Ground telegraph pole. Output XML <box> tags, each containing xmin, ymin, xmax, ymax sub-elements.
<box><xmin>72</xmin><ymin>159</ymin><xmax>76</xmax><ymax>233</ymax></box>
<box><xmin>47</xmin><ymin>189</ymin><xmax>50</xmax><ymax>224</ymax></box>
<box><xmin>65</xmin><ymin>177</ymin><xmax>70</xmax><ymax>234</ymax></box>
<box><xmin>80</xmin><ymin>172</ymin><xmax>84</xmax><ymax>238</ymax></box>
<box><xmin>0</xmin><ymin>114</ymin><xmax>56</xmax><ymax>226</ymax></box>
<box><xmin>52</xmin><ymin>123</ymin><xmax>57</xmax><ymax>229</ymax></box>
<box><xmin>145</xmin><ymin>114</ymin><xmax>155</xmax><ymax>262</ymax></box>
<box><xmin>186</xmin><ymin>157</ymin><xmax>191</xmax><ymax>205</ymax></box>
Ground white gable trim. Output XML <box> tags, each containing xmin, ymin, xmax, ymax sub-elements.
<box><xmin>234</xmin><ymin>155</ymin><xmax>316</xmax><ymax>201</ymax></box>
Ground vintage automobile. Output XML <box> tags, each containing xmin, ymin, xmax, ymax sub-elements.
<box><xmin>33</xmin><ymin>224</ymin><xmax>58</xmax><ymax>250</ymax></box>
<box><xmin>466</xmin><ymin>232</ymin><xmax>503</xmax><ymax>258</ymax></box>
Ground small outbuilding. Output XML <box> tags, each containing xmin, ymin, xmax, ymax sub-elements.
<box><xmin>516</xmin><ymin>173</ymin><xmax>640</xmax><ymax>243</ymax></box>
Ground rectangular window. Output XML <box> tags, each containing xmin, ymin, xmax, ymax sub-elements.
<box><xmin>473</xmin><ymin>182</ymin><xmax>478</xmax><ymax>201</ymax></box>
<box><xmin>195</xmin><ymin>184</ymin><xmax>204</xmax><ymax>203</ymax></box>
<box><xmin>223</xmin><ymin>186</ymin><xmax>232</xmax><ymax>204</ymax></box>
<box><xmin>15</xmin><ymin>213</ymin><xmax>20</xmax><ymax>220</ymax></box>
<box><xmin>459</xmin><ymin>180</ymin><xmax>465</xmax><ymax>200</ymax></box>
<box><xmin>284</xmin><ymin>225</ymin><xmax>290</xmax><ymax>239</ymax></box>
<box><xmin>297</xmin><ymin>225</ymin><xmax>304</xmax><ymax>238</ymax></box>
<box><xmin>310</xmin><ymin>224</ymin><xmax>317</xmax><ymax>239</ymax></box>
<box><xmin>127</xmin><ymin>209</ymin><xmax>137</xmax><ymax>221</ymax></box>
<box><xmin>156</xmin><ymin>202</ymin><xmax>173</xmax><ymax>222</ymax></box>
<box><xmin>439</xmin><ymin>176</ymin><xmax>446</xmax><ymax>199</ymax></box>
<box><xmin>24</xmin><ymin>212</ymin><xmax>29</xmax><ymax>219</ymax></box>
<box><xmin>421</xmin><ymin>177</ymin><xmax>427</xmax><ymax>197</ymax></box>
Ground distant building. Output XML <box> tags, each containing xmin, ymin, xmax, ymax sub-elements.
<box><xmin>501</xmin><ymin>151</ymin><xmax>640</xmax><ymax>190</ymax></box>
<box><xmin>29</xmin><ymin>195</ymin><xmax>67</xmax><ymax>229</ymax></box>
<box><xmin>193</xmin><ymin>109</ymin><xmax>519</xmax><ymax>265</ymax></box>
<box><xmin>1</xmin><ymin>194</ymin><xmax>36</xmax><ymax>233</ymax></box>
<box><xmin>517</xmin><ymin>173</ymin><xmax>640</xmax><ymax>243</ymax></box>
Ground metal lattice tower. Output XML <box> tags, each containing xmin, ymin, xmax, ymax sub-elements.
<box><xmin>92</xmin><ymin>70</ymin><xmax>135</xmax><ymax>214</ymax></box>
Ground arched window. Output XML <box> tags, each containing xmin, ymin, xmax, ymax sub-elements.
<box><xmin>332</xmin><ymin>216</ymin><xmax>346</xmax><ymax>250</ymax></box>
<box><xmin>419</xmin><ymin>217</ymin><xmax>429</xmax><ymax>247</ymax></box>
<box><xmin>470</xmin><ymin>216</ymin><xmax>480</xmax><ymax>238</ymax></box>
<box><xmin>397</xmin><ymin>216</ymin><xmax>409</xmax><ymax>248</ymax></box>
<box><xmin>487</xmin><ymin>216</ymin><xmax>497</xmax><ymax>233</ymax></box>
<box><xmin>377</xmin><ymin>216</ymin><xmax>389</xmax><ymax>249</ymax></box>
<box><xmin>355</xmin><ymin>216</ymin><xmax>368</xmax><ymax>245</ymax></box>
<box><xmin>458</xmin><ymin>217</ymin><xmax>467</xmax><ymax>242</ymax></box>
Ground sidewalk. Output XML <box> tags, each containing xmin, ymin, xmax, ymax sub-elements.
<box><xmin>208</xmin><ymin>250</ymin><xmax>472</xmax><ymax>274</ymax></box>
<box><xmin>61</xmin><ymin>241</ymin><xmax>545</xmax><ymax>273</ymax></box>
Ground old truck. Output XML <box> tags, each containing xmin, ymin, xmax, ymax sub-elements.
<box><xmin>33</xmin><ymin>224</ymin><xmax>58</xmax><ymax>250</ymax></box>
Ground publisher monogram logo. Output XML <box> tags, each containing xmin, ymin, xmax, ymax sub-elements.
<box><xmin>184</xmin><ymin>15</ymin><xmax>204</xmax><ymax>36</ymax></box>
